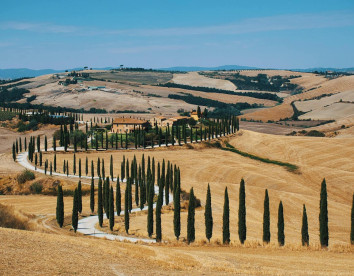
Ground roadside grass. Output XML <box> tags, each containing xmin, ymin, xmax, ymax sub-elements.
<box><xmin>222</xmin><ymin>142</ymin><xmax>299</xmax><ymax>173</ymax></box>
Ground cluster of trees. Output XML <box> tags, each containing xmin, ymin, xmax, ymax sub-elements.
<box><xmin>57</xmin><ymin>176</ymin><xmax>354</xmax><ymax>246</ymax></box>
<box><xmin>160</xmin><ymin>82</ymin><xmax>283</xmax><ymax>102</ymax></box>
<box><xmin>168</xmin><ymin>93</ymin><xmax>260</xmax><ymax>112</ymax></box>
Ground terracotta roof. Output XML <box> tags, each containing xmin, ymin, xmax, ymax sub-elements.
<box><xmin>191</xmin><ymin>111</ymin><xmax>198</xmax><ymax>115</ymax></box>
<box><xmin>112</xmin><ymin>118</ymin><xmax>148</xmax><ymax>124</ymax></box>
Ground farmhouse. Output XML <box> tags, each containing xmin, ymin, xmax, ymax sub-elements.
<box><xmin>190</xmin><ymin>110</ymin><xmax>200</xmax><ymax>121</ymax></box>
<box><xmin>150</xmin><ymin>116</ymin><xmax>166</xmax><ymax>127</ymax></box>
<box><xmin>111</xmin><ymin>118</ymin><xmax>149</xmax><ymax>133</ymax></box>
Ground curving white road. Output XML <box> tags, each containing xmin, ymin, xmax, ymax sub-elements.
<box><xmin>16</xmin><ymin>147</ymin><xmax>173</xmax><ymax>243</ymax></box>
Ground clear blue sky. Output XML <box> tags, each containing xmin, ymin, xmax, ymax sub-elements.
<box><xmin>1</xmin><ymin>0</ymin><xmax>354</xmax><ymax>69</ymax></box>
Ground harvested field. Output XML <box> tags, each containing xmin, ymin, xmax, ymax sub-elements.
<box><xmin>299</xmin><ymin>103</ymin><xmax>354</xmax><ymax>120</ymax></box>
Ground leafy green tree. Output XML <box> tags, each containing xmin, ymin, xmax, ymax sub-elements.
<box><xmin>98</xmin><ymin>177</ymin><xmax>103</xmax><ymax>227</ymax></box>
<box><xmin>72</xmin><ymin>188</ymin><xmax>79</xmax><ymax>232</ymax></box>
<box><xmin>109</xmin><ymin>186</ymin><xmax>114</xmax><ymax>231</ymax></box>
<box><xmin>116</xmin><ymin>177</ymin><xmax>121</xmax><ymax>216</ymax></box>
<box><xmin>238</xmin><ymin>179</ymin><xmax>246</xmax><ymax>244</ymax></box>
<box><xmin>301</xmin><ymin>204</ymin><xmax>309</xmax><ymax>246</ymax></box>
<box><xmin>56</xmin><ymin>185</ymin><xmax>64</xmax><ymax>228</ymax></box>
<box><xmin>319</xmin><ymin>178</ymin><xmax>329</xmax><ymax>247</ymax></box>
<box><xmin>223</xmin><ymin>187</ymin><xmax>230</xmax><ymax>244</ymax></box>
<box><xmin>204</xmin><ymin>183</ymin><xmax>213</xmax><ymax>242</ymax></box>
<box><xmin>90</xmin><ymin>177</ymin><xmax>95</xmax><ymax>213</ymax></box>
<box><xmin>187</xmin><ymin>187</ymin><xmax>196</xmax><ymax>244</ymax></box>
<box><xmin>278</xmin><ymin>201</ymin><xmax>285</xmax><ymax>246</ymax></box>
<box><xmin>263</xmin><ymin>189</ymin><xmax>270</xmax><ymax>243</ymax></box>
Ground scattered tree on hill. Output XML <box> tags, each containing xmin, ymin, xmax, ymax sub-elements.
<box><xmin>302</xmin><ymin>204</ymin><xmax>309</xmax><ymax>246</ymax></box>
<box><xmin>98</xmin><ymin>177</ymin><xmax>103</xmax><ymax>227</ymax></box>
<box><xmin>204</xmin><ymin>183</ymin><xmax>213</xmax><ymax>242</ymax></box>
<box><xmin>223</xmin><ymin>187</ymin><xmax>230</xmax><ymax>244</ymax></box>
<box><xmin>109</xmin><ymin>186</ymin><xmax>114</xmax><ymax>231</ymax></box>
<box><xmin>238</xmin><ymin>178</ymin><xmax>246</xmax><ymax>244</ymax></box>
<box><xmin>187</xmin><ymin>187</ymin><xmax>196</xmax><ymax>244</ymax></box>
<box><xmin>72</xmin><ymin>188</ymin><xmax>79</xmax><ymax>232</ymax></box>
<box><xmin>56</xmin><ymin>185</ymin><xmax>64</xmax><ymax>228</ymax></box>
<box><xmin>263</xmin><ymin>189</ymin><xmax>270</xmax><ymax>243</ymax></box>
<box><xmin>278</xmin><ymin>201</ymin><xmax>285</xmax><ymax>246</ymax></box>
<box><xmin>319</xmin><ymin>178</ymin><xmax>329</xmax><ymax>247</ymax></box>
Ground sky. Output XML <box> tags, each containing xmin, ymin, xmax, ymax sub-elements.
<box><xmin>1</xmin><ymin>0</ymin><xmax>354</xmax><ymax>69</ymax></box>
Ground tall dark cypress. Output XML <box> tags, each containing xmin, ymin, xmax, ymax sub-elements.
<box><xmin>56</xmin><ymin>185</ymin><xmax>64</xmax><ymax>228</ymax></box>
<box><xmin>351</xmin><ymin>193</ymin><xmax>354</xmax><ymax>245</ymax></box>
<box><xmin>72</xmin><ymin>188</ymin><xmax>78</xmax><ymax>232</ymax></box>
<box><xmin>105</xmin><ymin>177</ymin><xmax>110</xmax><ymax>218</ymax></box>
<box><xmin>147</xmin><ymin>178</ymin><xmax>154</xmax><ymax>237</ymax></box>
<box><xmin>301</xmin><ymin>204</ymin><xmax>309</xmax><ymax>246</ymax></box>
<box><xmin>277</xmin><ymin>201</ymin><xmax>285</xmax><ymax>246</ymax></box>
<box><xmin>173</xmin><ymin>177</ymin><xmax>181</xmax><ymax>240</ymax></box>
<box><xmin>204</xmin><ymin>183</ymin><xmax>213</xmax><ymax>242</ymax></box>
<box><xmin>77</xmin><ymin>181</ymin><xmax>82</xmax><ymax>213</ymax></box>
<box><xmin>85</xmin><ymin>157</ymin><xmax>88</xmax><ymax>176</ymax></box>
<box><xmin>319</xmin><ymin>178</ymin><xmax>329</xmax><ymax>247</ymax></box>
<box><xmin>54</xmin><ymin>154</ymin><xmax>57</xmax><ymax>172</ymax></box>
<box><xmin>90</xmin><ymin>177</ymin><xmax>95</xmax><ymax>213</ymax></box>
<box><xmin>98</xmin><ymin>177</ymin><xmax>103</xmax><ymax>227</ymax></box>
<box><xmin>187</xmin><ymin>187</ymin><xmax>196</xmax><ymax>244</ymax></box>
<box><xmin>116</xmin><ymin>177</ymin><xmax>121</xmax><ymax>216</ymax></box>
<box><xmin>156</xmin><ymin>191</ymin><xmax>162</xmax><ymax>242</ymax></box>
<box><xmin>124</xmin><ymin>184</ymin><xmax>130</xmax><ymax>234</ymax></box>
<box><xmin>109</xmin><ymin>186</ymin><xmax>114</xmax><ymax>231</ymax></box>
<box><xmin>238</xmin><ymin>178</ymin><xmax>246</xmax><ymax>244</ymax></box>
<box><xmin>263</xmin><ymin>189</ymin><xmax>271</xmax><ymax>243</ymax></box>
<box><xmin>12</xmin><ymin>143</ymin><xmax>16</xmax><ymax>161</ymax></box>
<box><xmin>223</xmin><ymin>187</ymin><xmax>230</xmax><ymax>244</ymax></box>
<box><xmin>110</xmin><ymin>155</ymin><xmax>113</xmax><ymax>181</ymax></box>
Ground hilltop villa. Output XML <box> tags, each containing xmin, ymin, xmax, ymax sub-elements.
<box><xmin>111</xmin><ymin>118</ymin><xmax>149</xmax><ymax>133</ymax></box>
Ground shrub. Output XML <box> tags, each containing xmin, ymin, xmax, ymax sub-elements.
<box><xmin>30</xmin><ymin>182</ymin><xmax>43</xmax><ymax>194</ymax></box>
<box><xmin>306</xmin><ymin>130</ymin><xmax>325</xmax><ymax>137</ymax></box>
<box><xmin>17</xmin><ymin>170</ymin><xmax>35</xmax><ymax>184</ymax></box>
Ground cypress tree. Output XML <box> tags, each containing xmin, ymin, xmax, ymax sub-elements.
<box><xmin>263</xmin><ymin>189</ymin><xmax>271</xmax><ymax>243</ymax></box>
<box><xmin>173</xmin><ymin>177</ymin><xmax>181</xmax><ymax>240</ymax></box>
<box><xmin>12</xmin><ymin>143</ymin><xmax>16</xmax><ymax>161</ymax></box>
<box><xmin>351</xmin><ymin>193</ymin><xmax>354</xmax><ymax>245</ymax></box>
<box><xmin>39</xmin><ymin>151</ymin><xmax>42</xmax><ymax>167</ymax></box>
<box><xmin>19</xmin><ymin>137</ymin><xmax>22</xmax><ymax>152</ymax></box>
<box><xmin>15</xmin><ymin>139</ymin><xmax>18</xmax><ymax>154</ymax></box>
<box><xmin>102</xmin><ymin>158</ymin><xmax>105</xmax><ymax>179</ymax></box>
<box><xmin>135</xmin><ymin>172</ymin><xmax>139</xmax><ymax>207</ymax></box>
<box><xmin>56</xmin><ymin>185</ymin><xmax>64</xmax><ymax>228</ymax></box>
<box><xmin>147</xmin><ymin>178</ymin><xmax>154</xmax><ymax>237</ymax></box>
<box><xmin>54</xmin><ymin>154</ymin><xmax>57</xmax><ymax>172</ymax></box>
<box><xmin>98</xmin><ymin>177</ymin><xmax>103</xmax><ymax>227</ymax></box>
<box><xmin>116</xmin><ymin>177</ymin><xmax>121</xmax><ymax>216</ymax></box>
<box><xmin>238</xmin><ymin>178</ymin><xmax>246</xmax><ymax>244</ymax></box>
<box><xmin>301</xmin><ymin>204</ymin><xmax>309</xmax><ymax>246</ymax></box>
<box><xmin>109</xmin><ymin>186</ymin><xmax>114</xmax><ymax>231</ymax></box>
<box><xmin>319</xmin><ymin>178</ymin><xmax>329</xmax><ymax>247</ymax></box>
<box><xmin>124</xmin><ymin>184</ymin><xmax>130</xmax><ymax>233</ymax></box>
<box><xmin>156</xmin><ymin>191</ymin><xmax>162</xmax><ymax>242</ymax></box>
<box><xmin>73</xmin><ymin>154</ymin><xmax>76</xmax><ymax>175</ymax></box>
<box><xmin>91</xmin><ymin>160</ymin><xmax>94</xmax><ymax>178</ymax></box>
<box><xmin>85</xmin><ymin>157</ymin><xmax>88</xmax><ymax>176</ymax></box>
<box><xmin>204</xmin><ymin>183</ymin><xmax>213</xmax><ymax>242</ymax></box>
<box><xmin>77</xmin><ymin>181</ymin><xmax>82</xmax><ymax>213</ymax></box>
<box><xmin>110</xmin><ymin>155</ymin><xmax>113</xmax><ymax>181</ymax></box>
<box><xmin>187</xmin><ymin>187</ymin><xmax>196</xmax><ymax>244</ymax></box>
<box><xmin>37</xmin><ymin>135</ymin><xmax>40</xmax><ymax>152</ymax></box>
<box><xmin>50</xmin><ymin>161</ymin><xmax>52</xmax><ymax>176</ymax></box>
<box><xmin>90</xmin><ymin>177</ymin><xmax>95</xmax><ymax>213</ymax></box>
<box><xmin>79</xmin><ymin>158</ymin><xmax>81</xmax><ymax>178</ymax></box>
<box><xmin>66</xmin><ymin>160</ymin><xmax>69</xmax><ymax>176</ymax></box>
<box><xmin>277</xmin><ymin>201</ymin><xmax>285</xmax><ymax>246</ymax></box>
<box><xmin>104</xmin><ymin>177</ymin><xmax>110</xmax><ymax>218</ymax></box>
<box><xmin>223</xmin><ymin>187</ymin><xmax>230</xmax><ymax>244</ymax></box>
<box><xmin>72</xmin><ymin>188</ymin><xmax>78</xmax><ymax>232</ymax></box>
<box><xmin>97</xmin><ymin>157</ymin><xmax>100</xmax><ymax>177</ymax></box>
<box><xmin>45</xmin><ymin>135</ymin><xmax>48</xmax><ymax>152</ymax></box>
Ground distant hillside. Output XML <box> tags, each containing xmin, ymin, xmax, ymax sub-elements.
<box><xmin>294</xmin><ymin>67</ymin><xmax>354</xmax><ymax>73</ymax></box>
<box><xmin>158</xmin><ymin>65</ymin><xmax>260</xmax><ymax>72</ymax></box>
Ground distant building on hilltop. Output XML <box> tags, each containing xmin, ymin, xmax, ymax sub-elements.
<box><xmin>111</xmin><ymin>118</ymin><xmax>149</xmax><ymax>133</ymax></box>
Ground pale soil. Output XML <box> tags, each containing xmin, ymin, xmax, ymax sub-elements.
<box><xmin>172</xmin><ymin>71</ymin><xmax>237</xmax><ymax>90</ymax></box>
<box><xmin>295</xmin><ymin>90</ymin><xmax>354</xmax><ymax>113</ymax></box>
<box><xmin>242</xmin><ymin>75</ymin><xmax>354</xmax><ymax>122</ymax></box>
<box><xmin>36</xmin><ymin>130</ymin><xmax>354</xmax><ymax>247</ymax></box>
<box><xmin>1</xmin><ymin>227</ymin><xmax>353</xmax><ymax>275</ymax></box>
<box><xmin>299</xmin><ymin>102</ymin><xmax>354</xmax><ymax>120</ymax></box>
